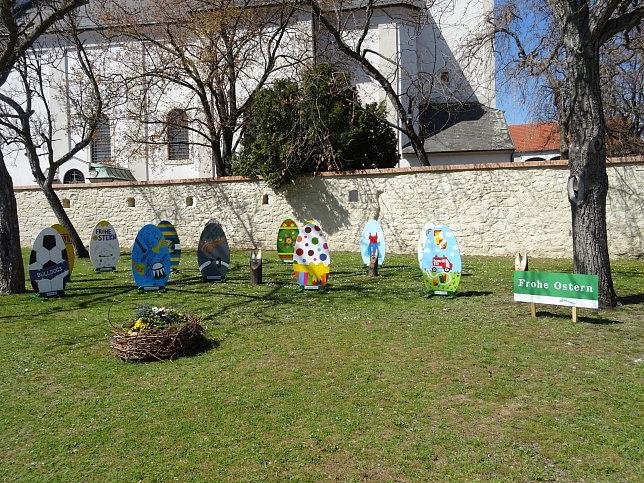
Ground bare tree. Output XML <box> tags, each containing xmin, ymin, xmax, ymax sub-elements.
<box><xmin>481</xmin><ymin>0</ymin><xmax>644</xmax><ymax>307</ymax></box>
<box><xmin>491</xmin><ymin>6</ymin><xmax>643</xmax><ymax>160</ymax></box>
<box><xmin>0</xmin><ymin>17</ymin><xmax>114</xmax><ymax>258</ymax></box>
<box><xmin>305</xmin><ymin>0</ymin><xmax>497</xmax><ymax>167</ymax></box>
<box><xmin>94</xmin><ymin>0</ymin><xmax>306</xmax><ymax>177</ymax></box>
<box><xmin>0</xmin><ymin>0</ymin><xmax>88</xmax><ymax>294</ymax></box>
<box><xmin>600</xmin><ymin>22</ymin><xmax>644</xmax><ymax>156</ymax></box>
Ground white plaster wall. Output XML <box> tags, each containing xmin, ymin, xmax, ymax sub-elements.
<box><xmin>15</xmin><ymin>159</ymin><xmax>644</xmax><ymax>259</ymax></box>
<box><xmin>427</xmin><ymin>0</ymin><xmax>495</xmax><ymax>106</ymax></box>
<box><xmin>513</xmin><ymin>150</ymin><xmax>561</xmax><ymax>162</ymax></box>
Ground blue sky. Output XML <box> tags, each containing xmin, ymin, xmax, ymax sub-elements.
<box><xmin>496</xmin><ymin>88</ymin><xmax>530</xmax><ymax>126</ymax></box>
<box><xmin>492</xmin><ymin>1</ymin><xmax>543</xmax><ymax>127</ymax></box>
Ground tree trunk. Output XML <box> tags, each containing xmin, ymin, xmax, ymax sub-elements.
<box><xmin>210</xmin><ymin>135</ymin><xmax>227</xmax><ymax>177</ymax></box>
<box><xmin>222</xmin><ymin>127</ymin><xmax>234</xmax><ymax>171</ymax></box>
<box><xmin>560</xmin><ymin>4</ymin><xmax>617</xmax><ymax>307</ymax></box>
<box><xmin>39</xmin><ymin>181</ymin><xmax>89</xmax><ymax>258</ymax></box>
<box><xmin>0</xmin><ymin>156</ymin><xmax>26</xmax><ymax>294</ymax></box>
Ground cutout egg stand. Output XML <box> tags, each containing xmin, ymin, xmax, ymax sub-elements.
<box><xmin>30</xmin><ymin>216</ymin><xmax>469</xmax><ymax>301</ymax></box>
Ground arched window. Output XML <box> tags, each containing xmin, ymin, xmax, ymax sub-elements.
<box><xmin>91</xmin><ymin>115</ymin><xmax>111</xmax><ymax>164</ymax></box>
<box><xmin>167</xmin><ymin>108</ymin><xmax>189</xmax><ymax>160</ymax></box>
<box><xmin>63</xmin><ymin>169</ymin><xmax>85</xmax><ymax>184</ymax></box>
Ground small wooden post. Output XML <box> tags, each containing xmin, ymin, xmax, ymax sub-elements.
<box><xmin>572</xmin><ymin>306</ymin><xmax>577</xmax><ymax>323</ymax></box>
<box><xmin>368</xmin><ymin>245</ymin><xmax>378</xmax><ymax>277</ymax></box>
<box><xmin>516</xmin><ymin>253</ymin><xmax>533</xmax><ymax>317</ymax></box>
<box><xmin>250</xmin><ymin>249</ymin><xmax>262</xmax><ymax>285</ymax></box>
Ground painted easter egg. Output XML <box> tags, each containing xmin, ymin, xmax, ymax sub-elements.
<box><xmin>29</xmin><ymin>227</ymin><xmax>70</xmax><ymax>297</ymax></box>
<box><xmin>277</xmin><ymin>219</ymin><xmax>299</xmax><ymax>263</ymax></box>
<box><xmin>360</xmin><ymin>219</ymin><xmax>386</xmax><ymax>266</ymax></box>
<box><xmin>197</xmin><ymin>219</ymin><xmax>230</xmax><ymax>280</ymax></box>
<box><xmin>420</xmin><ymin>224</ymin><xmax>462</xmax><ymax>297</ymax></box>
<box><xmin>293</xmin><ymin>220</ymin><xmax>330</xmax><ymax>291</ymax></box>
<box><xmin>89</xmin><ymin>220</ymin><xmax>119</xmax><ymax>272</ymax></box>
<box><xmin>51</xmin><ymin>223</ymin><xmax>74</xmax><ymax>275</ymax></box>
<box><xmin>417</xmin><ymin>220</ymin><xmax>435</xmax><ymax>268</ymax></box>
<box><xmin>131</xmin><ymin>224</ymin><xmax>171</xmax><ymax>292</ymax></box>
<box><xmin>157</xmin><ymin>220</ymin><xmax>181</xmax><ymax>272</ymax></box>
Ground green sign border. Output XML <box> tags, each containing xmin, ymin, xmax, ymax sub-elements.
<box><xmin>514</xmin><ymin>271</ymin><xmax>598</xmax><ymax>309</ymax></box>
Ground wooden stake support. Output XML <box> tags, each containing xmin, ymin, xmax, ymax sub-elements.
<box><xmin>528</xmin><ymin>303</ymin><xmax>578</xmax><ymax>322</ymax></box>
<box><xmin>368</xmin><ymin>246</ymin><xmax>378</xmax><ymax>277</ymax></box>
<box><xmin>250</xmin><ymin>249</ymin><xmax>262</xmax><ymax>285</ymax></box>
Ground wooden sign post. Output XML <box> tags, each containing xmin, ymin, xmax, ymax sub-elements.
<box><xmin>514</xmin><ymin>271</ymin><xmax>598</xmax><ymax>322</ymax></box>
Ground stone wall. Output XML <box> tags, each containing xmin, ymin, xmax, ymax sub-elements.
<box><xmin>14</xmin><ymin>158</ymin><xmax>644</xmax><ymax>259</ymax></box>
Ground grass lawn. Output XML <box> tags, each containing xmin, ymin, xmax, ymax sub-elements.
<box><xmin>1</xmin><ymin>250</ymin><xmax>642</xmax><ymax>481</ymax></box>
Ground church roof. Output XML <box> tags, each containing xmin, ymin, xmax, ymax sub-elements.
<box><xmin>404</xmin><ymin>102</ymin><xmax>515</xmax><ymax>155</ymax></box>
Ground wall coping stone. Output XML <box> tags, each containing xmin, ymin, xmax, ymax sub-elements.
<box><xmin>13</xmin><ymin>156</ymin><xmax>644</xmax><ymax>191</ymax></box>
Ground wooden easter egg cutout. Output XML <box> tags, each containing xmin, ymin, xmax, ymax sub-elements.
<box><xmin>417</xmin><ymin>220</ymin><xmax>435</xmax><ymax>269</ymax></box>
<box><xmin>89</xmin><ymin>220</ymin><xmax>119</xmax><ymax>272</ymax></box>
<box><xmin>131</xmin><ymin>224</ymin><xmax>171</xmax><ymax>292</ymax></box>
<box><xmin>293</xmin><ymin>220</ymin><xmax>330</xmax><ymax>292</ymax></box>
<box><xmin>51</xmin><ymin>223</ymin><xmax>74</xmax><ymax>275</ymax></box>
<box><xmin>157</xmin><ymin>220</ymin><xmax>181</xmax><ymax>272</ymax></box>
<box><xmin>360</xmin><ymin>219</ymin><xmax>386</xmax><ymax>267</ymax></box>
<box><xmin>277</xmin><ymin>218</ymin><xmax>299</xmax><ymax>263</ymax></box>
<box><xmin>29</xmin><ymin>227</ymin><xmax>70</xmax><ymax>298</ymax></box>
<box><xmin>420</xmin><ymin>224</ymin><xmax>461</xmax><ymax>298</ymax></box>
<box><xmin>198</xmin><ymin>219</ymin><xmax>230</xmax><ymax>280</ymax></box>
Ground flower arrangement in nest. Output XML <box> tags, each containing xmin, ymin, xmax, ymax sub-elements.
<box><xmin>111</xmin><ymin>305</ymin><xmax>208</xmax><ymax>361</ymax></box>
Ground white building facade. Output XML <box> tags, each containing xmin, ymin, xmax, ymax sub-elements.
<box><xmin>3</xmin><ymin>0</ymin><xmax>507</xmax><ymax>187</ymax></box>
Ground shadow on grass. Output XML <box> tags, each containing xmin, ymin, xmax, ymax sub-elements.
<box><xmin>199</xmin><ymin>284</ymin><xmax>293</xmax><ymax>326</ymax></box>
<box><xmin>581</xmin><ymin>317</ymin><xmax>625</xmax><ymax>325</ymax></box>
<box><xmin>455</xmin><ymin>291</ymin><xmax>493</xmax><ymax>298</ymax></box>
<box><xmin>13</xmin><ymin>285</ymin><xmax>136</xmax><ymax>320</ymax></box>
<box><xmin>179</xmin><ymin>337</ymin><xmax>221</xmax><ymax>359</ymax></box>
<box><xmin>618</xmin><ymin>293</ymin><xmax>644</xmax><ymax>306</ymax></box>
<box><xmin>535</xmin><ymin>310</ymin><xmax>625</xmax><ymax>325</ymax></box>
<box><xmin>320</xmin><ymin>284</ymin><xmax>374</xmax><ymax>294</ymax></box>
<box><xmin>114</xmin><ymin>337</ymin><xmax>222</xmax><ymax>364</ymax></box>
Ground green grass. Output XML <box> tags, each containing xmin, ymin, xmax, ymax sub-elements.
<box><xmin>1</xmin><ymin>250</ymin><xmax>643</xmax><ymax>481</ymax></box>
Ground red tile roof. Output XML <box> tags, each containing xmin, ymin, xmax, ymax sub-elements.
<box><xmin>509</xmin><ymin>123</ymin><xmax>560</xmax><ymax>152</ymax></box>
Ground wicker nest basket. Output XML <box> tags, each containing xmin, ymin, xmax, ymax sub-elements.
<box><xmin>111</xmin><ymin>316</ymin><xmax>208</xmax><ymax>362</ymax></box>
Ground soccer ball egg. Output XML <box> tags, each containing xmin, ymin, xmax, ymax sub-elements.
<box><xmin>29</xmin><ymin>227</ymin><xmax>70</xmax><ymax>295</ymax></box>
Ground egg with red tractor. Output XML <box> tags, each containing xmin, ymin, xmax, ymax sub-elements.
<box><xmin>420</xmin><ymin>224</ymin><xmax>462</xmax><ymax>298</ymax></box>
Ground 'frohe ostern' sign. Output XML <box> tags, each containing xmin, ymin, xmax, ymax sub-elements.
<box><xmin>514</xmin><ymin>271</ymin><xmax>598</xmax><ymax>309</ymax></box>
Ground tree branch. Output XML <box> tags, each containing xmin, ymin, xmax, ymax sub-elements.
<box><xmin>593</xmin><ymin>3</ymin><xmax>644</xmax><ymax>46</ymax></box>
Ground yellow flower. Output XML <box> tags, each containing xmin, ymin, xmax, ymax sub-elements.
<box><xmin>133</xmin><ymin>318</ymin><xmax>148</xmax><ymax>331</ymax></box>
